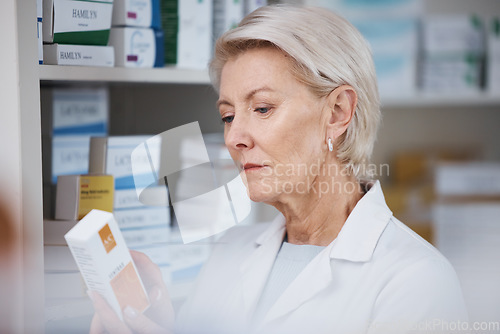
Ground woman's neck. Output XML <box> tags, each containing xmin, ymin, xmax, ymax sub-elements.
<box><xmin>272</xmin><ymin>169</ymin><xmax>364</xmax><ymax>247</ymax></box>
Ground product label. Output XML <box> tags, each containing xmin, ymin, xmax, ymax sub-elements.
<box><xmin>53</xmin><ymin>0</ymin><xmax>113</xmax><ymax>34</ymax></box>
<box><xmin>78</xmin><ymin>175</ymin><xmax>114</xmax><ymax>219</ymax></box>
<box><xmin>99</xmin><ymin>223</ymin><xmax>117</xmax><ymax>253</ymax></box>
<box><xmin>110</xmin><ymin>262</ymin><xmax>149</xmax><ymax>312</ymax></box>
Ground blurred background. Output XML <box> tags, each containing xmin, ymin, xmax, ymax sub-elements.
<box><xmin>2</xmin><ymin>0</ymin><xmax>499</xmax><ymax>332</ymax></box>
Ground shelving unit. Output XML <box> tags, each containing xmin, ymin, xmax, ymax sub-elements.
<box><xmin>2</xmin><ymin>0</ymin><xmax>499</xmax><ymax>332</ymax></box>
<box><xmin>39</xmin><ymin>65</ymin><xmax>210</xmax><ymax>84</ymax></box>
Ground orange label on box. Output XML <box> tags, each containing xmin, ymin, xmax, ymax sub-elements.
<box><xmin>110</xmin><ymin>262</ymin><xmax>149</xmax><ymax>313</ymax></box>
<box><xmin>99</xmin><ymin>224</ymin><xmax>117</xmax><ymax>254</ymax></box>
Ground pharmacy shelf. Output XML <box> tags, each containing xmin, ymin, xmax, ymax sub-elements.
<box><xmin>39</xmin><ymin>65</ymin><xmax>211</xmax><ymax>84</ymax></box>
<box><xmin>39</xmin><ymin>65</ymin><xmax>500</xmax><ymax>106</ymax></box>
<box><xmin>383</xmin><ymin>93</ymin><xmax>500</xmax><ymax>108</ymax></box>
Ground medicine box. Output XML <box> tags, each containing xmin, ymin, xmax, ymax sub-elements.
<box><xmin>44</xmin><ymin>44</ymin><xmax>115</xmax><ymax>67</ymax></box>
<box><xmin>108</xmin><ymin>27</ymin><xmax>164</xmax><ymax>68</ymax></box>
<box><xmin>65</xmin><ymin>209</ymin><xmax>150</xmax><ymax>320</ymax></box>
<box><xmin>55</xmin><ymin>174</ymin><xmax>114</xmax><ymax>220</ymax></box>
<box><xmin>43</xmin><ymin>0</ymin><xmax>114</xmax><ymax>45</ymax></box>
<box><xmin>177</xmin><ymin>0</ymin><xmax>213</xmax><ymax>69</ymax></box>
<box><xmin>52</xmin><ymin>135</ymin><xmax>91</xmax><ymax>183</ymax></box>
<box><xmin>89</xmin><ymin>136</ymin><xmax>162</xmax><ymax>190</ymax></box>
<box><xmin>112</xmin><ymin>0</ymin><xmax>161</xmax><ymax>29</ymax></box>
<box><xmin>52</xmin><ymin>88</ymin><xmax>109</xmax><ymax>136</ymax></box>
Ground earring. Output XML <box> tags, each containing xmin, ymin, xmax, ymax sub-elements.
<box><xmin>328</xmin><ymin>138</ymin><xmax>333</xmax><ymax>152</ymax></box>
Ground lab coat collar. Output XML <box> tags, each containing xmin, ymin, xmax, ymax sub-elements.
<box><xmin>242</xmin><ymin>181</ymin><xmax>392</xmax><ymax>325</ymax></box>
<box><xmin>253</xmin><ymin>180</ymin><xmax>392</xmax><ymax>263</ymax></box>
<box><xmin>328</xmin><ymin>180</ymin><xmax>392</xmax><ymax>262</ymax></box>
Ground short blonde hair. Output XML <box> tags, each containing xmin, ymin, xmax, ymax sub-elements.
<box><xmin>210</xmin><ymin>5</ymin><xmax>381</xmax><ymax>180</ymax></box>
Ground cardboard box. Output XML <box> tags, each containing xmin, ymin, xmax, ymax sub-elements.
<box><xmin>213</xmin><ymin>0</ymin><xmax>244</xmax><ymax>40</ymax></box>
<box><xmin>65</xmin><ymin>209</ymin><xmax>150</xmax><ymax>320</ymax></box>
<box><xmin>44</xmin><ymin>219</ymin><xmax>79</xmax><ymax>246</ymax></box>
<box><xmin>114</xmin><ymin>187</ymin><xmax>169</xmax><ymax>209</ymax></box>
<box><xmin>52</xmin><ymin>88</ymin><xmax>109</xmax><ymax>136</ymax></box>
<box><xmin>177</xmin><ymin>0</ymin><xmax>212</xmax><ymax>69</ymax></box>
<box><xmin>55</xmin><ymin>174</ymin><xmax>114</xmax><ymax>220</ymax></box>
<box><xmin>43</xmin><ymin>44</ymin><xmax>115</xmax><ymax>66</ymax></box>
<box><xmin>89</xmin><ymin>135</ymin><xmax>161</xmax><ymax>190</ymax></box>
<box><xmin>108</xmin><ymin>27</ymin><xmax>163</xmax><ymax>68</ymax></box>
<box><xmin>112</xmin><ymin>0</ymin><xmax>161</xmax><ymax>28</ymax></box>
<box><xmin>114</xmin><ymin>207</ymin><xmax>170</xmax><ymax>229</ymax></box>
<box><xmin>43</xmin><ymin>0</ymin><xmax>114</xmax><ymax>45</ymax></box>
<box><xmin>52</xmin><ymin>135</ymin><xmax>92</xmax><ymax>183</ymax></box>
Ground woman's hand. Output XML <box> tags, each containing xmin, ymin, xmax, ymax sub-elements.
<box><xmin>89</xmin><ymin>250</ymin><xmax>175</xmax><ymax>334</ymax></box>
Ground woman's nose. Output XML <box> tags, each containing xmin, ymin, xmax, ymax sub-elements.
<box><xmin>225</xmin><ymin>115</ymin><xmax>254</xmax><ymax>151</ymax></box>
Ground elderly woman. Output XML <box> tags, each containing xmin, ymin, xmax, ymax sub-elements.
<box><xmin>90</xmin><ymin>5</ymin><xmax>467</xmax><ymax>334</ymax></box>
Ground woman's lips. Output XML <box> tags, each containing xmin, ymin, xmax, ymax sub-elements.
<box><xmin>243</xmin><ymin>163</ymin><xmax>265</xmax><ymax>171</ymax></box>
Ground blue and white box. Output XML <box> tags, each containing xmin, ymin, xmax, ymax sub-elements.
<box><xmin>112</xmin><ymin>0</ymin><xmax>161</xmax><ymax>29</ymax></box>
<box><xmin>108</xmin><ymin>27</ymin><xmax>164</xmax><ymax>67</ymax></box>
<box><xmin>51</xmin><ymin>88</ymin><xmax>109</xmax><ymax>183</ymax></box>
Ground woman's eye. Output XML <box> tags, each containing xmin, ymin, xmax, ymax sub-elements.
<box><xmin>221</xmin><ymin>115</ymin><xmax>234</xmax><ymax>124</ymax></box>
<box><xmin>255</xmin><ymin>107</ymin><xmax>270</xmax><ymax>114</ymax></box>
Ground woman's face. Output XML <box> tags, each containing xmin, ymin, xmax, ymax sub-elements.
<box><xmin>218</xmin><ymin>47</ymin><xmax>330</xmax><ymax>204</ymax></box>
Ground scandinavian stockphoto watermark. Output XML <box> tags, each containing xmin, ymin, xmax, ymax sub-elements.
<box><xmin>129</xmin><ymin>121</ymin><xmax>390</xmax><ymax>243</ymax></box>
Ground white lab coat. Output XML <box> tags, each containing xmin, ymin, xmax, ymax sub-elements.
<box><xmin>175</xmin><ymin>181</ymin><xmax>468</xmax><ymax>334</ymax></box>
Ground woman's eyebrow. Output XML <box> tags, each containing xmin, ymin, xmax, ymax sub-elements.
<box><xmin>216</xmin><ymin>87</ymin><xmax>276</xmax><ymax>109</ymax></box>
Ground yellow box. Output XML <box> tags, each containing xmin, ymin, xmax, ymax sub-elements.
<box><xmin>56</xmin><ymin>174</ymin><xmax>114</xmax><ymax>220</ymax></box>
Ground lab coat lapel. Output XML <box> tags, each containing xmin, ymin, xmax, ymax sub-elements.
<box><xmin>239</xmin><ymin>215</ymin><xmax>286</xmax><ymax>316</ymax></box>
<box><xmin>261</xmin><ymin>181</ymin><xmax>392</xmax><ymax>325</ymax></box>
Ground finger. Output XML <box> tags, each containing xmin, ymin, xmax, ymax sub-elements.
<box><xmin>90</xmin><ymin>291</ymin><xmax>133</xmax><ymax>334</ymax></box>
<box><xmin>130</xmin><ymin>250</ymin><xmax>164</xmax><ymax>289</ymax></box>
<box><xmin>89</xmin><ymin>314</ymin><xmax>106</xmax><ymax>334</ymax></box>
<box><xmin>123</xmin><ymin>306</ymin><xmax>172</xmax><ymax>334</ymax></box>
<box><xmin>144</xmin><ymin>285</ymin><xmax>175</xmax><ymax>330</ymax></box>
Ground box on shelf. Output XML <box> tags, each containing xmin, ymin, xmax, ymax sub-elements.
<box><xmin>435</xmin><ymin>162</ymin><xmax>500</xmax><ymax>198</ymax></box>
<box><xmin>310</xmin><ymin>0</ymin><xmax>422</xmax><ymax>20</ymax></box>
<box><xmin>44</xmin><ymin>219</ymin><xmax>79</xmax><ymax>246</ymax></box>
<box><xmin>50</xmin><ymin>87</ymin><xmax>109</xmax><ymax>184</ymax></box>
<box><xmin>213</xmin><ymin>0</ymin><xmax>244</xmax><ymax>41</ymax></box>
<box><xmin>108</xmin><ymin>27</ymin><xmax>164</xmax><ymax>67</ymax></box>
<box><xmin>43</xmin><ymin>44</ymin><xmax>115</xmax><ymax>67</ymax></box>
<box><xmin>114</xmin><ymin>207</ymin><xmax>170</xmax><ymax>229</ymax></box>
<box><xmin>487</xmin><ymin>17</ymin><xmax>500</xmax><ymax>93</ymax></box>
<box><xmin>420</xmin><ymin>15</ymin><xmax>485</xmax><ymax>94</ymax></box>
<box><xmin>37</xmin><ymin>0</ymin><xmax>43</xmax><ymax>64</ymax></box>
<box><xmin>177</xmin><ymin>0</ymin><xmax>213</xmax><ymax>69</ymax></box>
<box><xmin>64</xmin><ymin>209</ymin><xmax>150</xmax><ymax>320</ymax></box>
<box><xmin>51</xmin><ymin>136</ymin><xmax>91</xmax><ymax>183</ymax></box>
<box><xmin>43</xmin><ymin>0</ymin><xmax>114</xmax><ymax>45</ymax></box>
<box><xmin>52</xmin><ymin>88</ymin><xmax>109</xmax><ymax>136</ymax></box>
<box><xmin>433</xmin><ymin>165</ymin><xmax>500</xmax><ymax>324</ymax></box>
<box><xmin>160</xmin><ymin>0</ymin><xmax>178</xmax><ymax>65</ymax></box>
<box><xmin>244</xmin><ymin>0</ymin><xmax>267</xmax><ymax>15</ymax></box>
<box><xmin>55</xmin><ymin>174</ymin><xmax>114</xmax><ymax>220</ymax></box>
<box><xmin>112</xmin><ymin>0</ymin><xmax>161</xmax><ymax>29</ymax></box>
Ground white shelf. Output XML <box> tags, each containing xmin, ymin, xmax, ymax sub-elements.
<box><xmin>382</xmin><ymin>93</ymin><xmax>500</xmax><ymax>108</ymax></box>
<box><xmin>39</xmin><ymin>65</ymin><xmax>211</xmax><ymax>84</ymax></box>
<box><xmin>39</xmin><ymin>65</ymin><xmax>500</xmax><ymax>107</ymax></box>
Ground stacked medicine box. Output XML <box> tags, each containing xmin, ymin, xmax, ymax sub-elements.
<box><xmin>49</xmin><ymin>88</ymin><xmax>109</xmax><ymax>186</ymax></box>
<box><xmin>420</xmin><ymin>15</ymin><xmax>485</xmax><ymax>94</ymax></box>
<box><xmin>433</xmin><ymin>162</ymin><xmax>500</xmax><ymax>326</ymax></box>
<box><xmin>42</xmin><ymin>0</ymin><xmax>115</xmax><ymax>66</ymax></box>
<box><xmin>88</xmin><ymin>136</ymin><xmax>171</xmax><ymax>273</ymax></box>
<box><xmin>108</xmin><ymin>0</ymin><xmax>164</xmax><ymax>67</ymax></box>
<box><xmin>310</xmin><ymin>0</ymin><xmax>421</xmax><ymax>99</ymax></box>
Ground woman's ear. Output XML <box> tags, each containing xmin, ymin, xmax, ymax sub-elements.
<box><xmin>325</xmin><ymin>85</ymin><xmax>357</xmax><ymax>141</ymax></box>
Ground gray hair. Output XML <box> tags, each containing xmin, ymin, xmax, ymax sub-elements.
<box><xmin>210</xmin><ymin>5</ymin><xmax>381</xmax><ymax>180</ymax></box>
